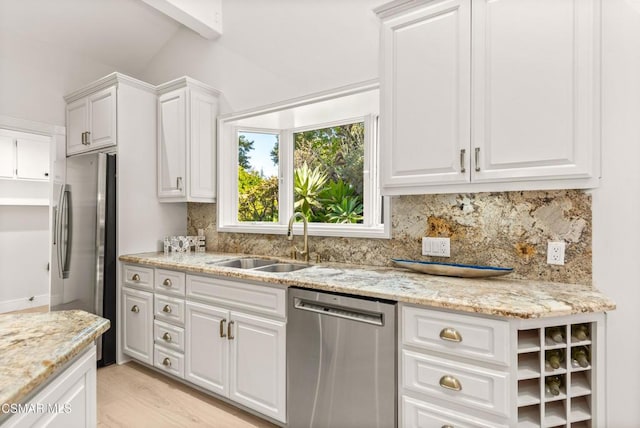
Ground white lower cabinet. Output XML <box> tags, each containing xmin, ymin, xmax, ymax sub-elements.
<box><xmin>122</xmin><ymin>287</ymin><xmax>154</xmax><ymax>365</ymax></box>
<box><xmin>185</xmin><ymin>301</ymin><xmax>229</xmax><ymax>395</ymax></box>
<box><xmin>400</xmin><ymin>304</ymin><xmax>605</xmax><ymax>428</ymax></box>
<box><xmin>3</xmin><ymin>345</ymin><xmax>97</xmax><ymax>428</ymax></box>
<box><xmin>184</xmin><ymin>300</ymin><xmax>287</xmax><ymax>423</ymax></box>
<box><xmin>228</xmin><ymin>311</ymin><xmax>286</xmax><ymax>422</ymax></box>
<box><xmin>122</xmin><ymin>264</ymin><xmax>287</xmax><ymax>424</ymax></box>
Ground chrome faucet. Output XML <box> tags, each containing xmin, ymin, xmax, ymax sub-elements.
<box><xmin>287</xmin><ymin>212</ymin><xmax>309</xmax><ymax>262</ymax></box>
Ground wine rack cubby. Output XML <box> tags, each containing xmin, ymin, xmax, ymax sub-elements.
<box><xmin>516</xmin><ymin>318</ymin><xmax>602</xmax><ymax>427</ymax></box>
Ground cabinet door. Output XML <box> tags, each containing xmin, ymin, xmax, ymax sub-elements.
<box><xmin>158</xmin><ymin>88</ymin><xmax>187</xmax><ymax>199</ymax></box>
<box><xmin>122</xmin><ymin>287</ymin><xmax>154</xmax><ymax>364</ymax></box>
<box><xmin>189</xmin><ymin>91</ymin><xmax>217</xmax><ymax>200</ymax></box>
<box><xmin>88</xmin><ymin>86</ymin><xmax>117</xmax><ymax>151</ymax></box>
<box><xmin>66</xmin><ymin>97</ymin><xmax>88</xmax><ymax>156</ymax></box>
<box><xmin>185</xmin><ymin>301</ymin><xmax>229</xmax><ymax>396</ymax></box>
<box><xmin>472</xmin><ymin>0</ymin><xmax>599</xmax><ymax>182</ymax></box>
<box><xmin>229</xmin><ymin>311</ymin><xmax>286</xmax><ymax>423</ymax></box>
<box><xmin>380</xmin><ymin>0</ymin><xmax>471</xmax><ymax>194</ymax></box>
<box><xmin>16</xmin><ymin>137</ymin><xmax>49</xmax><ymax>180</ymax></box>
<box><xmin>0</xmin><ymin>135</ymin><xmax>14</xmax><ymax>178</ymax></box>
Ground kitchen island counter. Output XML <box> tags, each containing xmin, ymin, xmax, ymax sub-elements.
<box><xmin>120</xmin><ymin>252</ymin><xmax>615</xmax><ymax>319</ymax></box>
<box><xmin>0</xmin><ymin>310</ymin><xmax>109</xmax><ymax>411</ymax></box>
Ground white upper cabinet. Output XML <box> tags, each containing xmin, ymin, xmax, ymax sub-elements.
<box><xmin>157</xmin><ymin>77</ymin><xmax>220</xmax><ymax>203</ymax></box>
<box><xmin>379</xmin><ymin>0</ymin><xmax>471</xmax><ymax>190</ymax></box>
<box><xmin>66</xmin><ymin>86</ymin><xmax>116</xmax><ymax>156</ymax></box>
<box><xmin>0</xmin><ymin>130</ymin><xmax>50</xmax><ymax>181</ymax></box>
<box><xmin>16</xmin><ymin>137</ymin><xmax>50</xmax><ymax>180</ymax></box>
<box><xmin>0</xmin><ymin>135</ymin><xmax>14</xmax><ymax>178</ymax></box>
<box><xmin>377</xmin><ymin>0</ymin><xmax>601</xmax><ymax>195</ymax></box>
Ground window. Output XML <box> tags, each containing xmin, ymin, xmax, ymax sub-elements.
<box><xmin>219</xmin><ymin>82</ymin><xmax>390</xmax><ymax>238</ymax></box>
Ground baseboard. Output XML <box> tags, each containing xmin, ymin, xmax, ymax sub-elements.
<box><xmin>0</xmin><ymin>294</ymin><xmax>49</xmax><ymax>314</ymax></box>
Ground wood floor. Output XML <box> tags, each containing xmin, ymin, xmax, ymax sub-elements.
<box><xmin>98</xmin><ymin>362</ymin><xmax>277</xmax><ymax>427</ymax></box>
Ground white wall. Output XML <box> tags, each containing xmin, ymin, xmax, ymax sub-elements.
<box><xmin>140</xmin><ymin>0</ymin><xmax>383</xmax><ymax>113</ymax></box>
<box><xmin>0</xmin><ymin>29</ymin><xmax>119</xmax><ymax>126</ymax></box>
<box><xmin>593</xmin><ymin>0</ymin><xmax>640</xmax><ymax>425</ymax></box>
<box><xmin>0</xmin><ymin>206</ymin><xmax>50</xmax><ymax>312</ymax></box>
<box><xmin>141</xmin><ymin>1</ymin><xmax>640</xmax><ymax>424</ymax></box>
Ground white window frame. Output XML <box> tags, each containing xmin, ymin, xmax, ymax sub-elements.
<box><xmin>218</xmin><ymin>82</ymin><xmax>390</xmax><ymax>239</ymax></box>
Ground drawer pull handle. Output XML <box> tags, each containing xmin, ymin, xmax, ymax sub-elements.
<box><xmin>220</xmin><ymin>319</ymin><xmax>227</xmax><ymax>338</ymax></box>
<box><xmin>439</xmin><ymin>375</ymin><xmax>462</xmax><ymax>391</ymax></box>
<box><xmin>130</xmin><ymin>305</ymin><xmax>139</xmax><ymax>313</ymax></box>
<box><xmin>162</xmin><ymin>304</ymin><xmax>172</xmax><ymax>314</ymax></box>
<box><xmin>439</xmin><ymin>327</ymin><xmax>462</xmax><ymax>342</ymax></box>
<box><xmin>459</xmin><ymin>149</ymin><xmax>466</xmax><ymax>173</ymax></box>
<box><xmin>442</xmin><ymin>425</ymin><xmax>454</xmax><ymax>428</ymax></box>
<box><xmin>162</xmin><ymin>332</ymin><xmax>172</xmax><ymax>342</ymax></box>
<box><xmin>228</xmin><ymin>320</ymin><xmax>235</xmax><ymax>340</ymax></box>
<box><xmin>162</xmin><ymin>278</ymin><xmax>172</xmax><ymax>287</ymax></box>
<box><xmin>162</xmin><ymin>357</ymin><xmax>171</xmax><ymax>368</ymax></box>
<box><xmin>131</xmin><ymin>274</ymin><xmax>140</xmax><ymax>281</ymax></box>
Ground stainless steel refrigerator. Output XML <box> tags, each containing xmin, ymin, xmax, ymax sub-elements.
<box><xmin>51</xmin><ymin>151</ymin><xmax>116</xmax><ymax>366</ymax></box>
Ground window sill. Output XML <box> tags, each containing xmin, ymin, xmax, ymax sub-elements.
<box><xmin>217</xmin><ymin>223</ymin><xmax>390</xmax><ymax>239</ymax></box>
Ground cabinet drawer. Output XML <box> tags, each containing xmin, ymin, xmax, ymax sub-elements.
<box><xmin>154</xmin><ymin>319</ymin><xmax>185</xmax><ymax>353</ymax></box>
<box><xmin>154</xmin><ymin>269</ymin><xmax>186</xmax><ymax>297</ymax></box>
<box><xmin>123</xmin><ymin>264</ymin><xmax>154</xmax><ymax>290</ymax></box>
<box><xmin>154</xmin><ymin>345</ymin><xmax>184</xmax><ymax>379</ymax></box>
<box><xmin>154</xmin><ymin>294</ymin><xmax>185</xmax><ymax>325</ymax></box>
<box><xmin>186</xmin><ymin>275</ymin><xmax>286</xmax><ymax>318</ymax></box>
<box><xmin>403</xmin><ymin>306</ymin><xmax>509</xmax><ymax>366</ymax></box>
<box><xmin>402</xmin><ymin>349</ymin><xmax>509</xmax><ymax>417</ymax></box>
<box><xmin>402</xmin><ymin>395</ymin><xmax>508</xmax><ymax>428</ymax></box>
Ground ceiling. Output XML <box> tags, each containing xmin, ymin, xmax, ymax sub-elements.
<box><xmin>0</xmin><ymin>0</ymin><xmax>183</xmax><ymax>75</ymax></box>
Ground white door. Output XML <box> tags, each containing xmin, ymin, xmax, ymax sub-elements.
<box><xmin>122</xmin><ymin>288</ymin><xmax>154</xmax><ymax>365</ymax></box>
<box><xmin>380</xmin><ymin>0</ymin><xmax>471</xmax><ymax>195</ymax></box>
<box><xmin>88</xmin><ymin>86</ymin><xmax>117</xmax><ymax>150</ymax></box>
<box><xmin>229</xmin><ymin>311</ymin><xmax>286</xmax><ymax>423</ymax></box>
<box><xmin>0</xmin><ymin>135</ymin><xmax>14</xmax><ymax>178</ymax></box>
<box><xmin>16</xmin><ymin>137</ymin><xmax>50</xmax><ymax>180</ymax></box>
<box><xmin>158</xmin><ymin>88</ymin><xmax>187</xmax><ymax>199</ymax></box>
<box><xmin>185</xmin><ymin>301</ymin><xmax>229</xmax><ymax>396</ymax></box>
<box><xmin>471</xmin><ymin>0</ymin><xmax>599</xmax><ymax>182</ymax></box>
<box><xmin>66</xmin><ymin>98</ymin><xmax>88</xmax><ymax>156</ymax></box>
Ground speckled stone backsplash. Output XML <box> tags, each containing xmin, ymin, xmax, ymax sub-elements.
<box><xmin>188</xmin><ymin>190</ymin><xmax>592</xmax><ymax>285</ymax></box>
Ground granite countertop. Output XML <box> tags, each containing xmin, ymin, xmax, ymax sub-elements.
<box><xmin>120</xmin><ymin>252</ymin><xmax>616</xmax><ymax>319</ymax></box>
<box><xmin>0</xmin><ymin>310</ymin><xmax>110</xmax><ymax>408</ymax></box>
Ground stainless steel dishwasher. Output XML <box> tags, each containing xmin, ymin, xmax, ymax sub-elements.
<box><xmin>287</xmin><ymin>287</ymin><xmax>397</xmax><ymax>428</ymax></box>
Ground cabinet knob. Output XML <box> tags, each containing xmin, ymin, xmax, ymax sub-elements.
<box><xmin>162</xmin><ymin>357</ymin><xmax>171</xmax><ymax>367</ymax></box>
<box><xmin>162</xmin><ymin>332</ymin><xmax>172</xmax><ymax>342</ymax></box>
<box><xmin>439</xmin><ymin>327</ymin><xmax>462</xmax><ymax>342</ymax></box>
<box><xmin>162</xmin><ymin>278</ymin><xmax>172</xmax><ymax>287</ymax></box>
<box><xmin>439</xmin><ymin>375</ymin><xmax>462</xmax><ymax>391</ymax></box>
<box><xmin>220</xmin><ymin>319</ymin><xmax>227</xmax><ymax>338</ymax></box>
<box><xmin>130</xmin><ymin>305</ymin><xmax>139</xmax><ymax>313</ymax></box>
<box><xmin>131</xmin><ymin>274</ymin><xmax>140</xmax><ymax>281</ymax></box>
<box><xmin>162</xmin><ymin>304</ymin><xmax>172</xmax><ymax>314</ymax></box>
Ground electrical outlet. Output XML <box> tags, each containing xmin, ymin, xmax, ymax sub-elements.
<box><xmin>422</xmin><ymin>237</ymin><xmax>451</xmax><ymax>257</ymax></box>
<box><xmin>547</xmin><ymin>241</ymin><xmax>566</xmax><ymax>265</ymax></box>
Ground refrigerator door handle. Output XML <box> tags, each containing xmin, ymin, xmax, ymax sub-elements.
<box><xmin>58</xmin><ymin>187</ymin><xmax>71</xmax><ymax>279</ymax></box>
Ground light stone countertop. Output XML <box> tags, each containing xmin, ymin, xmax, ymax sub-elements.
<box><xmin>0</xmin><ymin>310</ymin><xmax>110</xmax><ymax>408</ymax></box>
<box><xmin>119</xmin><ymin>252</ymin><xmax>616</xmax><ymax>319</ymax></box>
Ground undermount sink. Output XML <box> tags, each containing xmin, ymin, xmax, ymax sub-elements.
<box><xmin>253</xmin><ymin>263</ymin><xmax>309</xmax><ymax>273</ymax></box>
<box><xmin>212</xmin><ymin>258</ymin><xmax>275</xmax><ymax>269</ymax></box>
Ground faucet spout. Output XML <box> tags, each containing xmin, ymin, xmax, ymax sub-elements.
<box><xmin>287</xmin><ymin>212</ymin><xmax>309</xmax><ymax>262</ymax></box>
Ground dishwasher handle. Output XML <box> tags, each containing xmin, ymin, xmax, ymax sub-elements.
<box><xmin>293</xmin><ymin>298</ymin><xmax>384</xmax><ymax>326</ymax></box>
